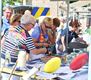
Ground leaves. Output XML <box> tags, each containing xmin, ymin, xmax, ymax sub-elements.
<box><xmin>3</xmin><ymin>0</ymin><xmax>21</xmax><ymax>6</ymax></box>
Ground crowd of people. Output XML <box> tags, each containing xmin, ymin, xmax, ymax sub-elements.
<box><xmin>1</xmin><ymin>5</ymin><xmax>90</xmax><ymax>80</ymax></box>
<box><xmin>1</xmin><ymin>6</ymin><xmax>89</xmax><ymax>63</ymax></box>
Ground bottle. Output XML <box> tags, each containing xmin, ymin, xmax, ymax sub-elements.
<box><xmin>17</xmin><ymin>50</ymin><xmax>26</xmax><ymax>68</ymax></box>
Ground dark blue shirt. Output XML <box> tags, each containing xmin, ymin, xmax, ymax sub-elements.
<box><xmin>67</xmin><ymin>31</ymin><xmax>78</xmax><ymax>43</ymax></box>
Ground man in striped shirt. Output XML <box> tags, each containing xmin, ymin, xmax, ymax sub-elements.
<box><xmin>1</xmin><ymin>11</ymin><xmax>47</xmax><ymax>63</ymax></box>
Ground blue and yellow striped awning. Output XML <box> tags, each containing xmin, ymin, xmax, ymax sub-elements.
<box><xmin>31</xmin><ymin>7</ymin><xmax>50</xmax><ymax>18</ymax></box>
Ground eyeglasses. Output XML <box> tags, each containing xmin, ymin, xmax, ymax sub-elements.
<box><xmin>30</xmin><ymin>23</ymin><xmax>35</xmax><ymax>27</ymax></box>
<box><xmin>45</xmin><ymin>23</ymin><xmax>53</xmax><ymax>29</ymax></box>
<box><xmin>5</xmin><ymin>12</ymin><xmax>12</xmax><ymax>14</ymax></box>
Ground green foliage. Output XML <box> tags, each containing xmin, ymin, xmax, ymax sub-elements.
<box><xmin>3</xmin><ymin>0</ymin><xmax>21</xmax><ymax>6</ymax></box>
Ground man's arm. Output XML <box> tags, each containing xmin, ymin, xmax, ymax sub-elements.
<box><xmin>30</xmin><ymin>48</ymin><xmax>47</xmax><ymax>55</ymax></box>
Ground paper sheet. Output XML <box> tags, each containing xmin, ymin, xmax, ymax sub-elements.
<box><xmin>36</xmin><ymin>71</ymin><xmax>57</xmax><ymax>79</ymax></box>
<box><xmin>36</xmin><ymin>66</ymin><xmax>76</xmax><ymax>79</ymax></box>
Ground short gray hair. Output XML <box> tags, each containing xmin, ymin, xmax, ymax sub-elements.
<box><xmin>20</xmin><ymin>12</ymin><xmax>36</xmax><ymax>25</ymax></box>
<box><xmin>3</xmin><ymin>6</ymin><xmax>13</xmax><ymax>12</ymax></box>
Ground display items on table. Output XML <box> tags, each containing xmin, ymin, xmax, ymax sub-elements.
<box><xmin>70</xmin><ymin>53</ymin><xmax>88</xmax><ymax>70</ymax></box>
<box><xmin>44</xmin><ymin>57</ymin><xmax>61</xmax><ymax>73</ymax></box>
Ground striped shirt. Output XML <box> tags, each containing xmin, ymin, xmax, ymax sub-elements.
<box><xmin>1</xmin><ymin>26</ymin><xmax>35</xmax><ymax>62</ymax></box>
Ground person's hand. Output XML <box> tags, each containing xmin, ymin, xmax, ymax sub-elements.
<box><xmin>43</xmin><ymin>43</ymin><xmax>49</xmax><ymax>47</ymax></box>
<box><xmin>26</xmin><ymin>53</ymin><xmax>30</xmax><ymax>61</ymax></box>
<box><xmin>45</xmin><ymin>48</ymin><xmax>52</xmax><ymax>56</ymax></box>
<box><xmin>63</xmin><ymin>45</ymin><xmax>66</xmax><ymax>52</ymax></box>
<box><xmin>58</xmin><ymin>44</ymin><xmax>63</xmax><ymax>51</ymax></box>
<box><xmin>42</xmin><ymin>48</ymin><xmax>47</xmax><ymax>53</ymax></box>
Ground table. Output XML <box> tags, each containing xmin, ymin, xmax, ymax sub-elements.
<box><xmin>0</xmin><ymin>65</ymin><xmax>88</xmax><ymax>80</ymax></box>
<box><xmin>0</xmin><ymin>56</ymin><xmax>88</xmax><ymax>80</ymax></box>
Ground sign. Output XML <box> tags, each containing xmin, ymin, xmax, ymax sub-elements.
<box><xmin>31</xmin><ymin>7</ymin><xmax>50</xmax><ymax>18</ymax></box>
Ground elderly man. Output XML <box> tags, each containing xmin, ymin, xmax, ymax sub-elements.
<box><xmin>1</xmin><ymin>11</ymin><xmax>47</xmax><ymax>63</ymax></box>
<box><xmin>1</xmin><ymin>6</ymin><xmax>13</xmax><ymax>38</ymax></box>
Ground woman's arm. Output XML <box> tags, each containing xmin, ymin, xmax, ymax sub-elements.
<box><xmin>1</xmin><ymin>36</ymin><xmax>5</xmax><ymax>48</ymax></box>
<box><xmin>61</xmin><ymin>36</ymin><xmax>66</xmax><ymax>51</ymax></box>
<box><xmin>47</xmin><ymin>30</ymin><xmax>55</xmax><ymax>44</ymax></box>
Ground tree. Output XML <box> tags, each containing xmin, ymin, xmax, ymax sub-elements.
<box><xmin>3</xmin><ymin>0</ymin><xmax>22</xmax><ymax>6</ymax></box>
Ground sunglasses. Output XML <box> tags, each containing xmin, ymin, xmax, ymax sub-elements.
<box><xmin>30</xmin><ymin>23</ymin><xmax>35</xmax><ymax>26</ymax></box>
